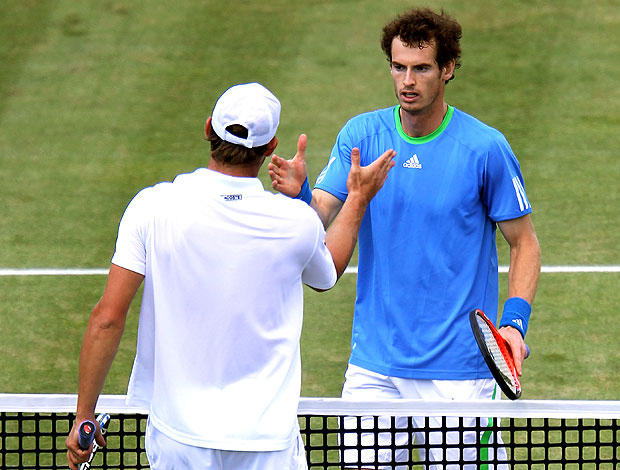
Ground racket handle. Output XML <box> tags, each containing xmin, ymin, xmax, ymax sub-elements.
<box><xmin>78</xmin><ymin>420</ymin><xmax>96</xmax><ymax>450</ymax></box>
<box><xmin>525</xmin><ymin>344</ymin><xmax>530</xmax><ymax>359</ymax></box>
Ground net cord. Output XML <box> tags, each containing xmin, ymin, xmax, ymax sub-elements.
<box><xmin>1</xmin><ymin>394</ymin><xmax>619</xmax><ymax>419</ymax></box>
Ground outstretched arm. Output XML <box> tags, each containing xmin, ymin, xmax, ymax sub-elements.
<box><xmin>324</xmin><ymin>147</ymin><xmax>395</xmax><ymax>279</ymax></box>
<box><xmin>497</xmin><ymin>214</ymin><xmax>541</xmax><ymax>375</ymax></box>
<box><xmin>271</xmin><ymin>134</ymin><xmax>396</xmax><ymax>279</ymax></box>
<box><xmin>66</xmin><ymin>265</ymin><xmax>144</xmax><ymax>470</ymax></box>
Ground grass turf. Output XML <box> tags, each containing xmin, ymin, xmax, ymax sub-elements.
<box><xmin>0</xmin><ymin>0</ymin><xmax>619</xmax><ymax>399</ymax></box>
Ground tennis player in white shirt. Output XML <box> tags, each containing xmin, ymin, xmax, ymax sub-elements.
<box><xmin>65</xmin><ymin>82</ymin><xmax>395</xmax><ymax>470</ymax></box>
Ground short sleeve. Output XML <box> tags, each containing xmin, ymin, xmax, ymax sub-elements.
<box><xmin>314</xmin><ymin>125</ymin><xmax>354</xmax><ymax>201</ymax></box>
<box><xmin>483</xmin><ymin>136</ymin><xmax>533</xmax><ymax>222</ymax></box>
<box><xmin>301</xmin><ymin>215</ymin><xmax>337</xmax><ymax>290</ymax></box>
<box><xmin>110</xmin><ymin>188</ymin><xmax>152</xmax><ymax>275</ymax></box>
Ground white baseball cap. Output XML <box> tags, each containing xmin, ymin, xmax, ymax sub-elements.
<box><xmin>211</xmin><ymin>83</ymin><xmax>281</xmax><ymax>148</ymax></box>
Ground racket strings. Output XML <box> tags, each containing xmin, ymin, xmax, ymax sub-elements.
<box><xmin>477</xmin><ymin>318</ymin><xmax>518</xmax><ymax>390</ymax></box>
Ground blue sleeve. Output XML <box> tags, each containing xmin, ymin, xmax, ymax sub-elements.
<box><xmin>483</xmin><ymin>135</ymin><xmax>532</xmax><ymax>222</ymax></box>
<box><xmin>314</xmin><ymin>124</ymin><xmax>354</xmax><ymax>202</ymax></box>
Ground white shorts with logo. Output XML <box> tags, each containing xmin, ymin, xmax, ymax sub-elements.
<box><xmin>145</xmin><ymin>418</ymin><xmax>308</xmax><ymax>470</ymax></box>
<box><xmin>341</xmin><ymin>363</ymin><xmax>508</xmax><ymax>470</ymax></box>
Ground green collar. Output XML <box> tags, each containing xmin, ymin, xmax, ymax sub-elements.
<box><xmin>394</xmin><ymin>105</ymin><xmax>454</xmax><ymax>144</ymax></box>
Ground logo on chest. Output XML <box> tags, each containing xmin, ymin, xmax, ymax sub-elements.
<box><xmin>403</xmin><ymin>154</ymin><xmax>422</xmax><ymax>170</ymax></box>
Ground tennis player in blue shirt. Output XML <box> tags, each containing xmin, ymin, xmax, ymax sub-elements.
<box><xmin>270</xmin><ymin>7</ymin><xmax>541</xmax><ymax>469</ymax></box>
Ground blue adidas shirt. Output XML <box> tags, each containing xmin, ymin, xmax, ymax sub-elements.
<box><xmin>315</xmin><ymin>106</ymin><xmax>532</xmax><ymax>379</ymax></box>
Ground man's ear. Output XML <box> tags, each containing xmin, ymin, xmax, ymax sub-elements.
<box><xmin>442</xmin><ymin>59</ymin><xmax>456</xmax><ymax>82</ymax></box>
<box><xmin>264</xmin><ymin>136</ymin><xmax>278</xmax><ymax>156</ymax></box>
<box><xmin>205</xmin><ymin>117</ymin><xmax>213</xmax><ymax>139</ymax></box>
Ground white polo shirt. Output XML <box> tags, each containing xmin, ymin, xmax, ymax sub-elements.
<box><xmin>111</xmin><ymin>168</ymin><xmax>336</xmax><ymax>451</ymax></box>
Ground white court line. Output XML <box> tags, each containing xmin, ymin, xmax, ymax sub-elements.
<box><xmin>344</xmin><ymin>266</ymin><xmax>620</xmax><ymax>274</ymax></box>
<box><xmin>0</xmin><ymin>266</ymin><xmax>619</xmax><ymax>276</ymax></box>
<box><xmin>0</xmin><ymin>268</ymin><xmax>108</xmax><ymax>276</ymax></box>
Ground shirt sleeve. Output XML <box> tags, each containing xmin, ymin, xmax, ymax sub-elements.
<box><xmin>110</xmin><ymin>188</ymin><xmax>152</xmax><ymax>275</ymax></box>
<box><xmin>314</xmin><ymin>124</ymin><xmax>354</xmax><ymax>201</ymax></box>
<box><xmin>483</xmin><ymin>135</ymin><xmax>533</xmax><ymax>222</ymax></box>
<box><xmin>301</xmin><ymin>214</ymin><xmax>337</xmax><ymax>290</ymax></box>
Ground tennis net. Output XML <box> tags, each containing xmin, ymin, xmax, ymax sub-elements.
<box><xmin>0</xmin><ymin>394</ymin><xmax>618</xmax><ymax>469</ymax></box>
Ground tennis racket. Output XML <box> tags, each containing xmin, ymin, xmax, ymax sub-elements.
<box><xmin>469</xmin><ymin>309</ymin><xmax>527</xmax><ymax>400</ymax></box>
<box><xmin>78</xmin><ymin>419</ymin><xmax>96</xmax><ymax>450</ymax></box>
<box><xmin>78</xmin><ymin>413</ymin><xmax>110</xmax><ymax>470</ymax></box>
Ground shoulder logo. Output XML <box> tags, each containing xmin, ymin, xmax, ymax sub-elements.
<box><xmin>512</xmin><ymin>176</ymin><xmax>531</xmax><ymax>212</ymax></box>
<box><xmin>403</xmin><ymin>154</ymin><xmax>422</xmax><ymax>169</ymax></box>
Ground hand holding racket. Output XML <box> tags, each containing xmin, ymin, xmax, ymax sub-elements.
<box><xmin>469</xmin><ymin>309</ymin><xmax>529</xmax><ymax>400</ymax></box>
<box><xmin>78</xmin><ymin>419</ymin><xmax>97</xmax><ymax>451</ymax></box>
<box><xmin>68</xmin><ymin>413</ymin><xmax>110</xmax><ymax>470</ymax></box>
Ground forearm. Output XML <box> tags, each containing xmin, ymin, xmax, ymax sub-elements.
<box><xmin>311</xmin><ymin>189</ymin><xmax>344</xmax><ymax>229</ymax></box>
<box><xmin>507</xmin><ymin>235</ymin><xmax>541</xmax><ymax>304</ymax></box>
<box><xmin>76</xmin><ymin>305</ymin><xmax>126</xmax><ymax>421</ymax></box>
<box><xmin>318</xmin><ymin>147</ymin><xmax>395</xmax><ymax>277</ymax></box>
<box><xmin>324</xmin><ymin>193</ymin><xmax>366</xmax><ymax>278</ymax></box>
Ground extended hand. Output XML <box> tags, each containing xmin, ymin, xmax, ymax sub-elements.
<box><xmin>269</xmin><ymin>134</ymin><xmax>308</xmax><ymax>197</ymax></box>
<box><xmin>346</xmin><ymin>147</ymin><xmax>396</xmax><ymax>204</ymax></box>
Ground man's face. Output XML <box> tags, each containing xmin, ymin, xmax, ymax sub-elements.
<box><xmin>389</xmin><ymin>37</ymin><xmax>453</xmax><ymax>116</ymax></box>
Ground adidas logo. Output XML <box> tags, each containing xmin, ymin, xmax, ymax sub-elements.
<box><xmin>512</xmin><ymin>319</ymin><xmax>524</xmax><ymax>330</ymax></box>
<box><xmin>403</xmin><ymin>154</ymin><xmax>422</xmax><ymax>169</ymax></box>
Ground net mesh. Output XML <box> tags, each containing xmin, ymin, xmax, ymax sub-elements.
<box><xmin>1</xmin><ymin>395</ymin><xmax>619</xmax><ymax>469</ymax></box>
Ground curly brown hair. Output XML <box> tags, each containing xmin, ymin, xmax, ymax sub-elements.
<box><xmin>207</xmin><ymin>124</ymin><xmax>269</xmax><ymax>166</ymax></box>
<box><xmin>380</xmin><ymin>8</ymin><xmax>462</xmax><ymax>82</ymax></box>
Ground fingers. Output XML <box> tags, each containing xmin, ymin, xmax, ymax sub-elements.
<box><xmin>350</xmin><ymin>147</ymin><xmax>360</xmax><ymax>169</ymax></box>
<box><xmin>66</xmin><ymin>440</ymin><xmax>91</xmax><ymax>469</ymax></box>
<box><xmin>515</xmin><ymin>342</ymin><xmax>529</xmax><ymax>376</ymax></box>
<box><xmin>296</xmin><ymin>134</ymin><xmax>308</xmax><ymax>163</ymax></box>
<box><xmin>378</xmin><ymin>148</ymin><xmax>397</xmax><ymax>168</ymax></box>
<box><xmin>268</xmin><ymin>134</ymin><xmax>307</xmax><ymax>185</ymax></box>
<box><xmin>67</xmin><ymin>450</ymin><xmax>78</xmax><ymax>470</ymax></box>
<box><xmin>268</xmin><ymin>154</ymin><xmax>285</xmax><ymax>177</ymax></box>
<box><xmin>268</xmin><ymin>154</ymin><xmax>287</xmax><ymax>190</ymax></box>
<box><xmin>66</xmin><ymin>419</ymin><xmax>105</xmax><ymax>469</ymax></box>
<box><xmin>95</xmin><ymin>428</ymin><xmax>107</xmax><ymax>447</ymax></box>
<box><xmin>500</xmin><ymin>326</ymin><xmax>526</xmax><ymax>376</ymax></box>
<box><xmin>366</xmin><ymin>148</ymin><xmax>396</xmax><ymax>184</ymax></box>
<box><xmin>352</xmin><ymin>148</ymin><xmax>395</xmax><ymax>170</ymax></box>
<box><xmin>513</xmin><ymin>353</ymin><xmax>523</xmax><ymax>377</ymax></box>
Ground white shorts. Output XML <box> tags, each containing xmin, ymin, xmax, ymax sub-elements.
<box><xmin>145</xmin><ymin>419</ymin><xmax>308</xmax><ymax>470</ymax></box>
<box><xmin>341</xmin><ymin>363</ymin><xmax>508</xmax><ymax>470</ymax></box>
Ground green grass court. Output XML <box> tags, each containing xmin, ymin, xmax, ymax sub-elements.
<box><xmin>1</xmin><ymin>1</ymin><xmax>619</xmax><ymax>400</ymax></box>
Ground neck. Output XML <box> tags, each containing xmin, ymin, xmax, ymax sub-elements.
<box><xmin>400</xmin><ymin>101</ymin><xmax>448</xmax><ymax>138</ymax></box>
<box><xmin>207</xmin><ymin>157</ymin><xmax>264</xmax><ymax>177</ymax></box>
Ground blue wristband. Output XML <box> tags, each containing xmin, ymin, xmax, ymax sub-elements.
<box><xmin>294</xmin><ymin>177</ymin><xmax>312</xmax><ymax>205</ymax></box>
<box><xmin>499</xmin><ymin>297</ymin><xmax>531</xmax><ymax>338</ymax></box>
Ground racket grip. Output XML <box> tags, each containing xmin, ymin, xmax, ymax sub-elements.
<box><xmin>78</xmin><ymin>420</ymin><xmax>96</xmax><ymax>450</ymax></box>
<box><xmin>525</xmin><ymin>344</ymin><xmax>530</xmax><ymax>359</ymax></box>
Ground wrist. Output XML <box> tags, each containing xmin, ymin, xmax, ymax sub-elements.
<box><xmin>498</xmin><ymin>297</ymin><xmax>531</xmax><ymax>338</ymax></box>
<box><xmin>294</xmin><ymin>177</ymin><xmax>312</xmax><ymax>205</ymax></box>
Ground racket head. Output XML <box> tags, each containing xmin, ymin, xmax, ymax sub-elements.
<box><xmin>469</xmin><ymin>309</ymin><xmax>522</xmax><ymax>400</ymax></box>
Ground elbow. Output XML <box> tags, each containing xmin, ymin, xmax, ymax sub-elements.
<box><xmin>309</xmin><ymin>286</ymin><xmax>330</xmax><ymax>293</ymax></box>
<box><xmin>89</xmin><ymin>303</ymin><xmax>127</xmax><ymax>332</ymax></box>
